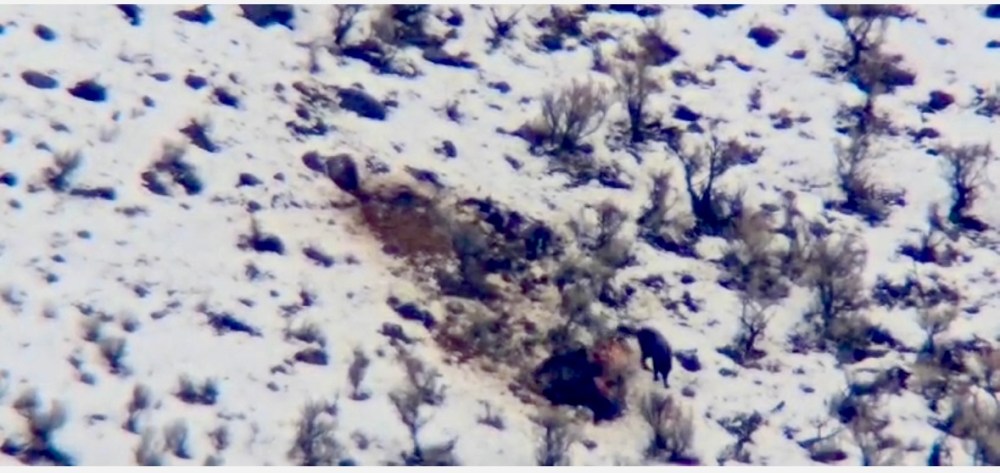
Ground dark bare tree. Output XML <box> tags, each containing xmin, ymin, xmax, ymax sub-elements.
<box><xmin>674</xmin><ymin>131</ymin><xmax>761</xmax><ymax>236</ymax></box>
<box><xmin>938</xmin><ymin>143</ymin><xmax>997</xmax><ymax>232</ymax></box>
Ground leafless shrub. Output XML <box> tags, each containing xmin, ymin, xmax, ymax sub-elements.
<box><xmin>975</xmin><ymin>349</ymin><xmax>1000</xmax><ymax>407</ymax></box>
<box><xmin>176</xmin><ymin>375</ymin><xmax>219</xmax><ymax>406</ymax></box>
<box><xmin>636</xmin><ymin>171</ymin><xmax>696</xmax><ymax>255</ymax></box>
<box><xmin>799</xmin><ymin>417</ymin><xmax>847</xmax><ymax>463</ymax></box>
<box><xmin>43</xmin><ymin>151</ymin><xmax>82</xmax><ymax>193</ymax></box>
<box><xmin>163</xmin><ymin>420</ymin><xmax>191</xmax><ymax>459</ymax></box>
<box><xmin>124</xmin><ymin>384</ymin><xmax>152</xmax><ymax>433</ymax></box>
<box><xmin>973</xmin><ymin>85</ymin><xmax>1000</xmax><ymax>118</ymax></box>
<box><xmin>331</xmin><ymin>5</ymin><xmax>362</xmax><ymax>50</ymax></box>
<box><xmin>832</xmin><ymin>389</ymin><xmax>901</xmax><ymax>465</ymax></box>
<box><xmin>288</xmin><ymin>399</ymin><xmax>344</xmax><ymax>466</ymax></box>
<box><xmin>833</xmin><ymin>115</ymin><xmax>900</xmax><ymax>225</ymax></box>
<box><xmin>674</xmin><ymin>131</ymin><xmax>762</xmax><ymax>237</ymax></box>
<box><xmin>914</xmin><ymin>275</ymin><xmax>959</xmax><ymax>357</ymax></box>
<box><xmin>717</xmin><ymin>411</ymin><xmax>763</xmax><ymax>464</ymax></box>
<box><xmin>533</xmin><ymin>5</ymin><xmax>586</xmax><ymax>52</ymax></box>
<box><xmin>286</xmin><ymin>321</ymin><xmax>327</xmax><ymax>348</ymax></box>
<box><xmin>7</xmin><ymin>392</ymin><xmax>74</xmax><ymax>466</ymax></box>
<box><xmin>568</xmin><ymin>200</ymin><xmax>634</xmax><ymax>271</ymax></box>
<box><xmin>389</xmin><ymin>387</ymin><xmax>458</xmax><ymax>466</ymax></box>
<box><xmin>720</xmin><ymin>296</ymin><xmax>775</xmax><ymax>367</ymax></box>
<box><xmin>208</xmin><ymin>425</ymin><xmax>230</xmax><ymax>452</ymax></box>
<box><xmin>533</xmin><ymin>409</ymin><xmax>577</xmax><ymax>466</ymax></box>
<box><xmin>938</xmin><ymin>388</ymin><xmax>1000</xmax><ymax>465</ymax></box>
<box><xmin>348</xmin><ymin>348</ymin><xmax>371</xmax><ymax>401</ymax></box>
<box><xmin>823</xmin><ymin>5</ymin><xmax>914</xmax><ymax>95</ymax></box>
<box><xmin>611</xmin><ymin>43</ymin><xmax>662</xmax><ymax>144</ymax></box>
<box><xmin>13</xmin><ymin>389</ymin><xmax>39</xmax><ymax>418</ymax></box>
<box><xmin>637</xmin><ymin>21</ymin><xmax>680</xmax><ymax>66</ymax></box>
<box><xmin>442</xmin><ymin>99</ymin><xmax>462</xmax><ymax>123</ymax></box>
<box><xmin>641</xmin><ymin>392</ymin><xmax>695</xmax><ymax>463</ymax></box>
<box><xmin>81</xmin><ymin>317</ymin><xmax>103</xmax><ymax>343</ymax></box>
<box><xmin>98</xmin><ymin>336</ymin><xmax>128</xmax><ymax>376</ymax></box>
<box><xmin>800</xmin><ymin>231</ymin><xmax>868</xmax><ymax>342</ymax></box>
<box><xmin>396</xmin><ymin>349</ymin><xmax>446</xmax><ymax>406</ymax></box>
<box><xmin>0</xmin><ymin>370</ymin><xmax>9</xmax><ymax>402</ymax></box>
<box><xmin>477</xmin><ymin>401</ymin><xmax>506</xmax><ymax>430</ymax></box>
<box><xmin>369</xmin><ymin>5</ymin><xmax>436</xmax><ymax>51</ymax></box>
<box><xmin>351</xmin><ymin>431</ymin><xmax>370</xmax><ymax>450</ymax></box>
<box><xmin>121</xmin><ymin>315</ymin><xmax>139</xmax><ymax>333</ymax></box>
<box><xmin>486</xmin><ymin>7</ymin><xmax>521</xmax><ymax>50</ymax></box>
<box><xmin>898</xmin><ymin>205</ymin><xmax>961</xmax><ymax>266</ymax></box>
<box><xmin>135</xmin><ymin>429</ymin><xmax>165</xmax><ymax>466</ymax></box>
<box><xmin>719</xmin><ymin>207</ymin><xmax>789</xmax><ymax>303</ymax></box>
<box><xmin>938</xmin><ymin>143</ymin><xmax>998</xmax><ymax>232</ymax></box>
<box><xmin>530</xmin><ymin>78</ymin><xmax>611</xmax><ymax>154</ymax></box>
<box><xmin>0</xmin><ymin>286</ymin><xmax>25</xmax><ymax>312</ymax></box>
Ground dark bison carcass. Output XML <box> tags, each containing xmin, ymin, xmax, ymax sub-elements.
<box><xmin>533</xmin><ymin>348</ymin><xmax>625</xmax><ymax>423</ymax></box>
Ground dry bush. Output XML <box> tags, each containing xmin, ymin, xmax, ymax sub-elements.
<box><xmin>834</xmin><ymin>119</ymin><xmax>899</xmax><ymax>225</ymax></box>
<box><xmin>716</xmin><ymin>411</ymin><xmax>763</xmax><ymax>464</ymax></box>
<box><xmin>938</xmin><ymin>143</ymin><xmax>998</xmax><ymax>232</ymax></box>
<box><xmin>610</xmin><ymin>43</ymin><xmax>662</xmax><ymax>144</ymax></box>
<box><xmin>898</xmin><ymin>205</ymin><xmax>962</xmax><ymax>266</ymax></box>
<box><xmin>175</xmin><ymin>375</ymin><xmax>219</xmax><ymax>406</ymax></box>
<box><xmin>909</xmin><ymin>360</ymin><xmax>964</xmax><ymax>412</ymax></box>
<box><xmin>331</xmin><ymin>5</ymin><xmax>362</xmax><ymax>50</ymax></box>
<box><xmin>43</xmin><ymin>151</ymin><xmax>82</xmax><ymax>193</ymax></box>
<box><xmin>636</xmin><ymin>171</ymin><xmax>696</xmax><ymax>255</ymax></box>
<box><xmin>348</xmin><ymin>348</ymin><xmax>371</xmax><ymax>401</ymax></box>
<box><xmin>800</xmin><ymin>231</ymin><xmax>868</xmax><ymax>339</ymax></box>
<box><xmin>832</xmin><ymin>388</ymin><xmax>901</xmax><ymax>465</ymax></box>
<box><xmin>396</xmin><ymin>348</ymin><xmax>446</xmax><ymax>407</ymax></box>
<box><xmin>719</xmin><ymin>296</ymin><xmax>774</xmax><ymax>367</ymax></box>
<box><xmin>7</xmin><ymin>393</ymin><xmax>74</xmax><ymax>466</ymax></box>
<box><xmin>549</xmin><ymin>201</ymin><xmax>637</xmax><ymax>351</ymax></box>
<box><xmin>477</xmin><ymin>401</ymin><xmax>506</xmax><ymax>430</ymax></box>
<box><xmin>973</xmin><ymin>85</ymin><xmax>1000</xmax><ymax>118</ymax></box>
<box><xmin>673</xmin><ymin>131</ymin><xmax>762</xmax><ymax>237</ymax></box>
<box><xmin>208</xmin><ymin>425</ymin><xmax>230</xmax><ymax>453</ymax></box>
<box><xmin>823</xmin><ymin>5</ymin><xmax>914</xmax><ymax>95</ymax></box>
<box><xmin>486</xmin><ymin>7</ymin><xmax>521</xmax><ymax>50</ymax></box>
<box><xmin>636</xmin><ymin>21</ymin><xmax>680</xmax><ymax>67</ymax></box>
<box><xmin>163</xmin><ymin>420</ymin><xmax>191</xmax><ymax>459</ymax></box>
<box><xmin>369</xmin><ymin>5</ymin><xmax>436</xmax><ymax>50</ymax></box>
<box><xmin>345</xmin><ymin>6</ymin><xmax>432</xmax><ymax>77</ymax></box>
<box><xmin>533</xmin><ymin>409</ymin><xmax>577</xmax><ymax>466</ymax></box>
<box><xmin>135</xmin><ymin>428</ymin><xmax>165</xmax><ymax>466</ymax></box>
<box><xmin>388</xmin><ymin>348</ymin><xmax>455</xmax><ymax>465</ymax></box>
<box><xmin>389</xmin><ymin>386</ymin><xmax>458</xmax><ymax>466</ymax></box>
<box><xmin>531</xmin><ymin>78</ymin><xmax>611</xmax><ymax>154</ymax></box>
<box><xmin>719</xmin><ymin>207</ymin><xmax>789</xmax><ymax>303</ymax></box>
<box><xmin>976</xmin><ymin>349</ymin><xmax>1000</xmax><ymax>403</ymax></box>
<box><xmin>533</xmin><ymin>5</ymin><xmax>586</xmax><ymax>52</ymax></box>
<box><xmin>124</xmin><ymin>384</ymin><xmax>152</xmax><ymax>433</ymax></box>
<box><xmin>286</xmin><ymin>321</ymin><xmax>327</xmax><ymax>348</ymax></box>
<box><xmin>641</xmin><ymin>392</ymin><xmax>695</xmax><ymax>463</ymax></box>
<box><xmin>288</xmin><ymin>399</ymin><xmax>344</xmax><ymax>466</ymax></box>
<box><xmin>914</xmin><ymin>275</ymin><xmax>959</xmax><ymax>357</ymax></box>
<box><xmin>98</xmin><ymin>335</ymin><xmax>128</xmax><ymax>376</ymax></box>
<box><xmin>940</xmin><ymin>388</ymin><xmax>1000</xmax><ymax>465</ymax></box>
<box><xmin>567</xmin><ymin>200</ymin><xmax>634</xmax><ymax>272</ymax></box>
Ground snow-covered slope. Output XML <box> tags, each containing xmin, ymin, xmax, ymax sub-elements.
<box><xmin>0</xmin><ymin>3</ymin><xmax>999</xmax><ymax>466</ymax></box>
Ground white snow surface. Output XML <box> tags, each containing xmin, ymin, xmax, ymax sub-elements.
<box><xmin>0</xmin><ymin>3</ymin><xmax>996</xmax><ymax>466</ymax></box>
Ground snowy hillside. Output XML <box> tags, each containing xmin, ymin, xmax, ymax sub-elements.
<box><xmin>1</xmin><ymin>3</ymin><xmax>1000</xmax><ymax>466</ymax></box>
